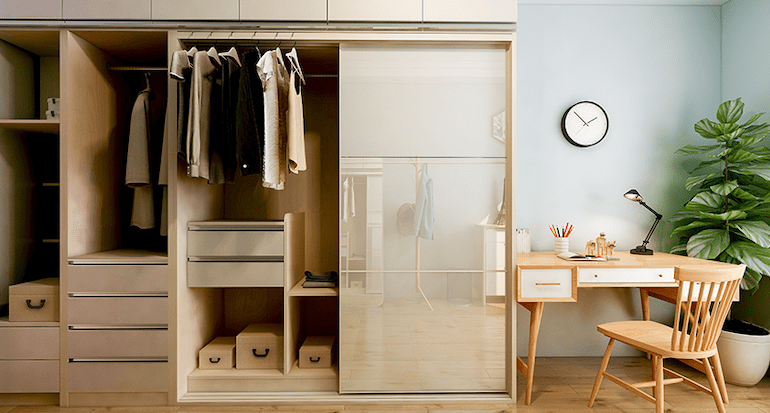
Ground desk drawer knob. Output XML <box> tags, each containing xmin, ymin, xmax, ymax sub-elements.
<box><xmin>659</xmin><ymin>274</ymin><xmax>663</xmax><ymax>278</ymax></box>
<box><xmin>594</xmin><ymin>274</ymin><xmax>598</xmax><ymax>278</ymax></box>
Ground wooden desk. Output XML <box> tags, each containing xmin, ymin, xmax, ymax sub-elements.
<box><xmin>515</xmin><ymin>251</ymin><xmax>737</xmax><ymax>405</ymax></box>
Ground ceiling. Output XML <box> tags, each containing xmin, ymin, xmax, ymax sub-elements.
<box><xmin>518</xmin><ymin>0</ymin><xmax>730</xmax><ymax>5</ymax></box>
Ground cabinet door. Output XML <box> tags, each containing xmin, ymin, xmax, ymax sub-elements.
<box><xmin>424</xmin><ymin>0</ymin><xmax>516</xmax><ymax>23</ymax></box>
<box><xmin>152</xmin><ymin>0</ymin><xmax>238</xmax><ymax>20</ymax></box>
<box><xmin>328</xmin><ymin>0</ymin><xmax>421</xmax><ymax>22</ymax></box>
<box><xmin>0</xmin><ymin>0</ymin><xmax>61</xmax><ymax>19</ymax></box>
<box><xmin>63</xmin><ymin>0</ymin><xmax>150</xmax><ymax>19</ymax></box>
<box><xmin>241</xmin><ymin>0</ymin><xmax>326</xmax><ymax>21</ymax></box>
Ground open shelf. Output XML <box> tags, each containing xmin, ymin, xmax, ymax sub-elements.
<box><xmin>0</xmin><ymin>119</ymin><xmax>59</xmax><ymax>134</ymax></box>
<box><xmin>187</xmin><ymin>360</ymin><xmax>337</xmax><ymax>393</ymax></box>
<box><xmin>288</xmin><ymin>279</ymin><xmax>339</xmax><ymax>297</ymax></box>
<box><xmin>0</xmin><ymin>315</ymin><xmax>59</xmax><ymax>328</ymax></box>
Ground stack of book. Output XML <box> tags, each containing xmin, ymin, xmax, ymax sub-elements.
<box><xmin>303</xmin><ymin>271</ymin><xmax>338</xmax><ymax>288</ymax></box>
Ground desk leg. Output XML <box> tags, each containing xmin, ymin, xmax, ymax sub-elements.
<box><xmin>640</xmin><ymin>289</ymin><xmax>651</xmax><ymax>321</ymax></box>
<box><xmin>517</xmin><ymin>301</ymin><xmax>545</xmax><ymax>405</ymax></box>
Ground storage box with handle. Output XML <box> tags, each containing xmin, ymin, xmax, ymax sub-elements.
<box><xmin>298</xmin><ymin>335</ymin><xmax>335</xmax><ymax>369</ymax></box>
<box><xmin>199</xmin><ymin>336</ymin><xmax>236</xmax><ymax>370</ymax></box>
<box><xmin>236</xmin><ymin>323</ymin><xmax>283</xmax><ymax>370</ymax></box>
<box><xmin>9</xmin><ymin>278</ymin><xmax>59</xmax><ymax>322</ymax></box>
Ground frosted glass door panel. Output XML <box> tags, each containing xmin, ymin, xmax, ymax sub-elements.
<box><xmin>339</xmin><ymin>47</ymin><xmax>506</xmax><ymax>157</ymax></box>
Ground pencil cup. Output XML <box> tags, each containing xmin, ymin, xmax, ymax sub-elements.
<box><xmin>554</xmin><ymin>237</ymin><xmax>569</xmax><ymax>254</ymax></box>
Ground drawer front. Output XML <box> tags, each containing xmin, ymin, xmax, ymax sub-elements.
<box><xmin>188</xmin><ymin>230</ymin><xmax>283</xmax><ymax>257</ymax></box>
<box><xmin>68</xmin><ymin>264</ymin><xmax>167</xmax><ymax>293</ymax></box>
<box><xmin>0</xmin><ymin>360</ymin><xmax>58</xmax><ymax>392</ymax></box>
<box><xmin>68</xmin><ymin>297</ymin><xmax>168</xmax><ymax>325</ymax></box>
<box><xmin>68</xmin><ymin>328</ymin><xmax>167</xmax><ymax>359</ymax></box>
<box><xmin>200</xmin><ymin>348</ymin><xmax>235</xmax><ymax>370</ymax></box>
<box><xmin>519</xmin><ymin>269</ymin><xmax>574</xmax><ymax>301</ymax></box>
<box><xmin>187</xmin><ymin>261</ymin><xmax>284</xmax><ymax>287</ymax></box>
<box><xmin>0</xmin><ymin>327</ymin><xmax>59</xmax><ymax>359</ymax></box>
<box><xmin>67</xmin><ymin>361</ymin><xmax>168</xmax><ymax>392</ymax></box>
<box><xmin>9</xmin><ymin>294</ymin><xmax>58</xmax><ymax>322</ymax></box>
<box><xmin>579</xmin><ymin>268</ymin><xmax>675</xmax><ymax>284</ymax></box>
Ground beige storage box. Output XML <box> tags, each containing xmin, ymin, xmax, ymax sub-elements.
<box><xmin>9</xmin><ymin>278</ymin><xmax>59</xmax><ymax>322</ymax></box>
<box><xmin>298</xmin><ymin>336</ymin><xmax>335</xmax><ymax>369</ymax></box>
<box><xmin>236</xmin><ymin>323</ymin><xmax>283</xmax><ymax>370</ymax></box>
<box><xmin>199</xmin><ymin>336</ymin><xmax>236</xmax><ymax>370</ymax></box>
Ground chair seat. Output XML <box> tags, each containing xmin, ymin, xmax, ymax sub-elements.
<box><xmin>598</xmin><ymin>320</ymin><xmax>718</xmax><ymax>360</ymax></box>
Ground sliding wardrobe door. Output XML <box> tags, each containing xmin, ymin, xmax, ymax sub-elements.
<box><xmin>339</xmin><ymin>46</ymin><xmax>507</xmax><ymax>393</ymax></box>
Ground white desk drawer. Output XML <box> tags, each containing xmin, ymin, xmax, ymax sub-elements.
<box><xmin>519</xmin><ymin>269</ymin><xmax>575</xmax><ymax>301</ymax></box>
<box><xmin>68</xmin><ymin>328</ymin><xmax>167</xmax><ymax>359</ymax></box>
<box><xmin>187</xmin><ymin>261</ymin><xmax>284</xmax><ymax>287</ymax></box>
<box><xmin>68</xmin><ymin>296</ymin><xmax>168</xmax><ymax>325</ymax></box>
<box><xmin>67</xmin><ymin>361</ymin><xmax>167</xmax><ymax>392</ymax></box>
<box><xmin>0</xmin><ymin>327</ymin><xmax>59</xmax><ymax>359</ymax></box>
<box><xmin>0</xmin><ymin>360</ymin><xmax>58</xmax><ymax>392</ymax></box>
<box><xmin>188</xmin><ymin>230</ymin><xmax>283</xmax><ymax>257</ymax></box>
<box><xmin>579</xmin><ymin>268</ymin><xmax>674</xmax><ymax>284</ymax></box>
<box><xmin>68</xmin><ymin>264</ymin><xmax>167</xmax><ymax>293</ymax></box>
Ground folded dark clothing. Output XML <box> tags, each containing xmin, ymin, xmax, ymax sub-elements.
<box><xmin>303</xmin><ymin>281</ymin><xmax>337</xmax><ymax>288</ymax></box>
<box><xmin>304</xmin><ymin>271</ymin><xmax>338</xmax><ymax>282</ymax></box>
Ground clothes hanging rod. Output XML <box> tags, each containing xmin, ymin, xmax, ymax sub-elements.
<box><xmin>108</xmin><ymin>65</ymin><xmax>166</xmax><ymax>72</ymax></box>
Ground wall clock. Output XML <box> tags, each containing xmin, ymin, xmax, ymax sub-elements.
<box><xmin>561</xmin><ymin>101</ymin><xmax>609</xmax><ymax>147</ymax></box>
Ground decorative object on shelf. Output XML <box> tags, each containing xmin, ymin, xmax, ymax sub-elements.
<box><xmin>554</xmin><ymin>237</ymin><xmax>569</xmax><ymax>254</ymax></box>
<box><xmin>624</xmin><ymin>189</ymin><xmax>662</xmax><ymax>255</ymax></box>
<box><xmin>493</xmin><ymin>178</ymin><xmax>506</xmax><ymax>225</ymax></box>
<box><xmin>585</xmin><ymin>240</ymin><xmax>596</xmax><ymax>256</ymax></box>
<box><xmin>560</xmin><ymin>101</ymin><xmax>609</xmax><ymax>147</ymax></box>
<box><xmin>493</xmin><ymin>110</ymin><xmax>505</xmax><ymax>143</ymax></box>
<box><xmin>606</xmin><ymin>240</ymin><xmax>616</xmax><ymax>256</ymax></box>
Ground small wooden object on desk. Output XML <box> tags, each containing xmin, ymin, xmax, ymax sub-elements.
<box><xmin>299</xmin><ymin>336</ymin><xmax>335</xmax><ymax>369</ymax></box>
<box><xmin>199</xmin><ymin>336</ymin><xmax>236</xmax><ymax>370</ymax></box>
<box><xmin>236</xmin><ymin>323</ymin><xmax>283</xmax><ymax>370</ymax></box>
<box><xmin>9</xmin><ymin>278</ymin><xmax>59</xmax><ymax>322</ymax></box>
<box><xmin>585</xmin><ymin>240</ymin><xmax>596</xmax><ymax>256</ymax></box>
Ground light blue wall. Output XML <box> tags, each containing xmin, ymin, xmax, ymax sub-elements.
<box><xmin>516</xmin><ymin>4</ymin><xmax>722</xmax><ymax>356</ymax></box>
<box><xmin>721</xmin><ymin>0</ymin><xmax>770</xmax><ymax>331</ymax></box>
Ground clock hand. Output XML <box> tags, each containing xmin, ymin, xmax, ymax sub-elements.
<box><xmin>574</xmin><ymin>112</ymin><xmax>589</xmax><ymax>125</ymax></box>
<box><xmin>586</xmin><ymin>116</ymin><xmax>598</xmax><ymax>124</ymax></box>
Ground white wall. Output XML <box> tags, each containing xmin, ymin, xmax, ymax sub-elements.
<box><xmin>516</xmin><ymin>4</ymin><xmax>722</xmax><ymax>355</ymax></box>
<box><xmin>721</xmin><ymin>0</ymin><xmax>770</xmax><ymax>331</ymax></box>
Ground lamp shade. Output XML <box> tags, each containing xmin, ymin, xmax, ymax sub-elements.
<box><xmin>624</xmin><ymin>189</ymin><xmax>643</xmax><ymax>202</ymax></box>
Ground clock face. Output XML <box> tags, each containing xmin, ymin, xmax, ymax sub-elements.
<box><xmin>561</xmin><ymin>101</ymin><xmax>609</xmax><ymax>147</ymax></box>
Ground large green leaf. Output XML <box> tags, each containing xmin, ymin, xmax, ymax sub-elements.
<box><xmin>713</xmin><ymin>122</ymin><xmax>740</xmax><ymax>136</ymax></box>
<box><xmin>727</xmin><ymin>149</ymin><xmax>761</xmax><ymax>164</ymax></box>
<box><xmin>686</xmin><ymin>229</ymin><xmax>730</xmax><ymax>259</ymax></box>
<box><xmin>725</xmin><ymin>241</ymin><xmax>770</xmax><ymax>278</ymax></box>
<box><xmin>716</xmin><ymin>128</ymin><xmax>744</xmax><ymax>143</ymax></box>
<box><xmin>677</xmin><ymin>144</ymin><xmax>721</xmax><ymax>155</ymax></box>
<box><xmin>694</xmin><ymin>119</ymin><xmax>719</xmax><ymax>139</ymax></box>
<box><xmin>670</xmin><ymin>210</ymin><xmax>706</xmax><ymax>222</ymax></box>
<box><xmin>685</xmin><ymin>173</ymin><xmax>720</xmax><ymax>190</ymax></box>
<box><xmin>670</xmin><ymin>241</ymin><xmax>688</xmax><ymax>255</ymax></box>
<box><xmin>710</xmin><ymin>181</ymin><xmax>738</xmax><ymax>196</ymax></box>
<box><xmin>734</xmin><ymin>164</ymin><xmax>770</xmax><ymax>182</ymax></box>
<box><xmin>717</xmin><ymin>98</ymin><xmax>744</xmax><ymax>124</ymax></box>
<box><xmin>699</xmin><ymin>210</ymin><xmax>747</xmax><ymax>221</ymax></box>
<box><xmin>685</xmin><ymin>191</ymin><xmax>723</xmax><ymax>211</ymax></box>
<box><xmin>740</xmin><ymin>124</ymin><xmax>770</xmax><ymax>145</ymax></box>
<box><xmin>691</xmin><ymin>159</ymin><xmax>722</xmax><ymax>174</ymax></box>
<box><xmin>735</xmin><ymin>199</ymin><xmax>760</xmax><ymax>212</ymax></box>
<box><xmin>731</xmin><ymin>220</ymin><xmax>770</xmax><ymax>248</ymax></box>
<box><xmin>740</xmin><ymin>112</ymin><xmax>765</xmax><ymax>128</ymax></box>
<box><xmin>742</xmin><ymin>267</ymin><xmax>763</xmax><ymax>292</ymax></box>
<box><xmin>671</xmin><ymin>220</ymin><xmax>716</xmax><ymax>238</ymax></box>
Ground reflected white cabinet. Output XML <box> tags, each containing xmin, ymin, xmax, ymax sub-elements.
<box><xmin>424</xmin><ymin>0</ymin><xmax>516</xmax><ymax>23</ymax></box>
<box><xmin>152</xmin><ymin>0</ymin><xmax>238</xmax><ymax>20</ymax></box>
<box><xmin>328</xmin><ymin>0</ymin><xmax>421</xmax><ymax>22</ymax></box>
<box><xmin>241</xmin><ymin>0</ymin><xmax>326</xmax><ymax>21</ymax></box>
<box><xmin>63</xmin><ymin>0</ymin><xmax>150</xmax><ymax>19</ymax></box>
<box><xmin>0</xmin><ymin>0</ymin><xmax>61</xmax><ymax>19</ymax></box>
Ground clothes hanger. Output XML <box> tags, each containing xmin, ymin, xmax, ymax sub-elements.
<box><xmin>286</xmin><ymin>47</ymin><xmax>305</xmax><ymax>85</ymax></box>
<box><xmin>218</xmin><ymin>46</ymin><xmax>241</xmax><ymax>67</ymax></box>
<box><xmin>275</xmin><ymin>46</ymin><xmax>287</xmax><ymax>72</ymax></box>
<box><xmin>144</xmin><ymin>71</ymin><xmax>155</xmax><ymax>100</ymax></box>
<box><xmin>207</xmin><ymin>46</ymin><xmax>222</xmax><ymax>69</ymax></box>
<box><xmin>186</xmin><ymin>46</ymin><xmax>198</xmax><ymax>65</ymax></box>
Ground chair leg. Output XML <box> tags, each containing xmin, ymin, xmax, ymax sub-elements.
<box><xmin>703</xmin><ymin>357</ymin><xmax>726</xmax><ymax>413</ymax></box>
<box><xmin>588</xmin><ymin>338</ymin><xmax>615</xmax><ymax>407</ymax></box>
<box><xmin>711</xmin><ymin>351</ymin><xmax>729</xmax><ymax>404</ymax></box>
<box><xmin>654</xmin><ymin>355</ymin><xmax>664</xmax><ymax>413</ymax></box>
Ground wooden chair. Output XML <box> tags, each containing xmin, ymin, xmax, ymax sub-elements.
<box><xmin>588</xmin><ymin>264</ymin><xmax>745</xmax><ymax>413</ymax></box>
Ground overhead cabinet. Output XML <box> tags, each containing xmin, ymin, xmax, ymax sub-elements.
<box><xmin>63</xmin><ymin>0</ymin><xmax>151</xmax><ymax>20</ymax></box>
<box><xmin>0</xmin><ymin>0</ymin><xmax>62</xmax><ymax>19</ymax></box>
<box><xmin>328</xmin><ymin>0</ymin><xmax>422</xmax><ymax>22</ymax></box>
<box><xmin>240</xmin><ymin>0</ymin><xmax>327</xmax><ymax>21</ymax></box>
<box><xmin>152</xmin><ymin>0</ymin><xmax>239</xmax><ymax>20</ymax></box>
<box><xmin>423</xmin><ymin>0</ymin><xmax>517</xmax><ymax>23</ymax></box>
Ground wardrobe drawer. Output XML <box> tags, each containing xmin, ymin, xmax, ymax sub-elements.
<box><xmin>188</xmin><ymin>229</ymin><xmax>283</xmax><ymax>257</ymax></box>
<box><xmin>0</xmin><ymin>360</ymin><xmax>58</xmax><ymax>393</ymax></box>
<box><xmin>68</xmin><ymin>264</ymin><xmax>167</xmax><ymax>293</ymax></box>
<box><xmin>67</xmin><ymin>361</ymin><xmax>168</xmax><ymax>392</ymax></box>
<box><xmin>68</xmin><ymin>328</ymin><xmax>167</xmax><ymax>359</ymax></box>
<box><xmin>0</xmin><ymin>327</ymin><xmax>59</xmax><ymax>359</ymax></box>
<box><xmin>518</xmin><ymin>268</ymin><xmax>576</xmax><ymax>302</ymax></box>
<box><xmin>187</xmin><ymin>261</ymin><xmax>284</xmax><ymax>287</ymax></box>
<box><xmin>68</xmin><ymin>296</ymin><xmax>168</xmax><ymax>325</ymax></box>
<box><xmin>579</xmin><ymin>268</ymin><xmax>675</xmax><ymax>284</ymax></box>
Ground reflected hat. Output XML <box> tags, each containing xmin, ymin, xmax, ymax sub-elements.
<box><xmin>396</xmin><ymin>203</ymin><xmax>415</xmax><ymax>237</ymax></box>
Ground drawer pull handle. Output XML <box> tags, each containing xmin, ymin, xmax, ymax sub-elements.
<box><xmin>594</xmin><ymin>274</ymin><xmax>599</xmax><ymax>278</ymax></box>
<box><xmin>26</xmin><ymin>299</ymin><xmax>46</xmax><ymax>309</ymax></box>
<box><xmin>535</xmin><ymin>283</ymin><xmax>561</xmax><ymax>286</ymax></box>
<box><xmin>209</xmin><ymin>357</ymin><xmax>220</xmax><ymax>364</ymax></box>
<box><xmin>659</xmin><ymin>274</ymin><xmax>663</xmax><ymax>278</ymax></box>
<box><xmin>252</xmin><ymin>349</ymin><xmax>270</xmax><ymax>358</ymax></box>
<box><xmin>309</xmin><ymin>356</ymin><xmax>321</xmax><ymax>363</ymax></box>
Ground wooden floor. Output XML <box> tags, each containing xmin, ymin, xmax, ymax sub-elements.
<box><xmin>1</xmin><ymin>357</ymin><xmax>768</xmax><ymax>412</ymax></box>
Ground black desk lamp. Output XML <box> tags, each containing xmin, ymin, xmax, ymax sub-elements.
<box><xmin>624</xmin><ymin>189</ymin><xmax>662</xmax><ymax>255</ymax></box>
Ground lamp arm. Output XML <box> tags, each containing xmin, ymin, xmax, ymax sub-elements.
<box><xmin>639</xmin><ymin>201</ymin><xmax>663</xmax><ymax>248</ymax></box>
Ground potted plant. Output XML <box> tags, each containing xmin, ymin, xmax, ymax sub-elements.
<box><xmin>671</xmin><ymin>98</ymin><xmax>770</xmax><ymax>386</ymax></box>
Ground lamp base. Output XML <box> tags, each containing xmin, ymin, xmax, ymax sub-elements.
<box><xmin>630</xmin><ymin>246</ymin><xmax>654</xmax><ymax>255</ymax></box>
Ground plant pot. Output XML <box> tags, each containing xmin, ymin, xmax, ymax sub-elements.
<box><xmin>716</xmin><ymin>322</ymin><xmax>770</xmax><ymax>387</ymax></box>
